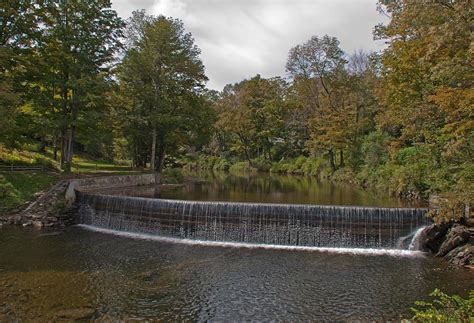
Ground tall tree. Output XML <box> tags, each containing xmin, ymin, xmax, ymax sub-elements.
<box><xmin>0</xmin><ymin>1</ymin><xmax>42</xmax><ymax>146</ymax></box>
<box><xmin>117</xmin><ymin>11</ymin><xmax>209</xmax><ymax>171</ymax></box>
<box><xmin>286</xmin><ymin>35</ymin><xmax>348</xmax><ymax>171</ymax></box>
<box><xmin>35</xmin><ymin>0</ymin><xmax>123</xmax><ymax>170</ymax></box>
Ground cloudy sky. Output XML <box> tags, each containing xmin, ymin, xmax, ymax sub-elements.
<box><xmin>111</xmin><ymin>0</ymin><xmax>388</xmax><ymax>90</ymax></box>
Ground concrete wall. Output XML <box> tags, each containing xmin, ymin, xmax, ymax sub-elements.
<box><xmin>66</xmin><ymin>174</ymin><xmax>160</xmax><ymax>204</ymax></box>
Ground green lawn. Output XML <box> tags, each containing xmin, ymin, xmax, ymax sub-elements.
<box><xmin>71</xmin><ymin>159</ymin><xmax>138</xmax><ymax>173</ymax></box>
<box><xmin>0</xmin><ymin>172</ymin><xmax>58</xmax><ymax>211</ymax></box>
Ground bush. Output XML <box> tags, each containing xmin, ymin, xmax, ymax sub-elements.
<box><xmin>361</xmin><ymin>131</ymin><xmax>390</xmax><ymax>168</ymax></box>
<box><xmin>161</xmin><ymin>168</ymin><xmax>185</xmax><ymax>184</ymax></box>
<box><xmin>331</xmin><ymin>167</ymin><xmax>357</xmax><ymax>183</ymax></box>
<box><xmin>270</xmin><ymin>156</ymin><xmax>326</xmax><ymax>176</ymax></box>
<box><xmin>411</xmin><ymin>289</ymin><xmax>473</xmax><ymax>322</ymax></box>
<box><xmin>229</xmin><ymin>161</ymin><xmax>257</xmax><ymax>173</ymax></box>
<box><xmin>0</xmin><ymin>145</ymin><xmax>58</xmax><ymax>170</ymax></box>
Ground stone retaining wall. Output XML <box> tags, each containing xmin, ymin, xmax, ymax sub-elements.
<box><xmin>65</xmin><ymin>174</ymin><xmax>160</xmax><ymax>204</ymax></box>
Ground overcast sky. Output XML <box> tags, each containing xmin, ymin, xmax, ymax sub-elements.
<box><xmin>111</xmin><ymin>0</ymin><xmax>388</xmax><ymax>90</ymax></box>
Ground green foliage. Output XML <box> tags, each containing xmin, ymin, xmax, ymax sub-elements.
<box><xmin>270</xmin><ymin>156</ymin><xmax>326</xmax><ymax>176</ymax></box>
<box><xmin>410</xmin><ymin>289</ymin><xmax>473</xmax><ymax>322</ymax></box>
<box><xmin>361</xmin><ymin>131</ymin><xmax>389</xmax><ymax>168</ymax></box>
<box><xmin>116</xmin><ymin>11</ymin><xmax>211</xmax><ymax>171</ymax></box>
<box><xmin>0</xmin><ymin>172</ymin><xmax>57</xmax><ymax>210</ymax></box>
<box><xmin>0</xmin><ymin>145</ymin><xmax>57</xmax><ymax>169</ymax></box>
<box><xmin>183</xmin><ymin>155</ymin><xmax>231</xmax><ymax>171</ymax></box>
<box><xmin>229</xmin><ymin>161</ymin><xmax>257</xmax><ymax>173</ymax></box>
<box><xmin>161</xmin><ymin>168</ymin><xmax>185</xmax><ymax>184</ymax></box>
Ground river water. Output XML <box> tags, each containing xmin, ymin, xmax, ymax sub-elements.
<box><xmin>106</xmin><ymin>170</ymin><xmax>426</xmax><ymax>207</ymax></box>
<box><xmin>0</xmin><ymin>171</ymin><xmax>472</xmax><ymax>321</ymax></box>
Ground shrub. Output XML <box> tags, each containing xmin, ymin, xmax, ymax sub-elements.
<box><xmin>410</xmin><ymin>289</ymin><xmax>473</xmax><ymax>322</ymax></box>
<box><xmin>229</xmin><ymin>161</ymin><xmax>257</xmax><ymax>173</ymax></box>
<box><xmin>361</xmin><ymin>131</ymin><xmax>390</xmax><ymax>168</ymax></box>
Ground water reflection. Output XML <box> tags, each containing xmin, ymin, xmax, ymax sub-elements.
<box><xmin>101</xmin><ymin>170</ymin><xmax>426</xmax><ymax>208</ymax></box>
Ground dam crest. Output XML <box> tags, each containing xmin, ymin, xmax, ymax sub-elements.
<box><xmin>76</xmin><ymin>191</ymin><xmax>431</xmax><ymax>250</ymax></box>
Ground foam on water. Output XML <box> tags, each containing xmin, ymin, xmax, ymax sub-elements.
<box><xmin>78</xmin><ymin>224</ymin><xmax>426</xmax><ymax>257</ymax></box>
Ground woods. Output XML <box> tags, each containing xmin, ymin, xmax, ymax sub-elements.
<box><xmin>0</xmin><ymin>0</ymin><xmax>472</xmax><ymax>212</ymax></box>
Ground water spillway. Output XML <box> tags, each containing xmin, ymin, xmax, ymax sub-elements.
<box><xmin>76</xmin><ymin>191</ymin><xmax>431</xmax><ymax>250</ymax></box>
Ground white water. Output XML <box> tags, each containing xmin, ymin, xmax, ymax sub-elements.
<box><xmin>78</xmin><ymin>224</ymin><xmax>426</xmax><ymax>257</ymax></box>
<box><xmin>409</xmin><ymin>227</ymin><xmax>427</xmax><ymax>250</ymax></box>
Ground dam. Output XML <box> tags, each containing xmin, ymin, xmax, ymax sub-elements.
<box><xmin>76</xmin><ymin>189</ymin><xmax>430</xmax><ymax>250</ymax></box>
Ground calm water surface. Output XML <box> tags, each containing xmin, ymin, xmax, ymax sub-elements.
<box><xmin>105</xmin><ymin>170</ymin><xmax>426</xmax><ymax>207</ymax></box>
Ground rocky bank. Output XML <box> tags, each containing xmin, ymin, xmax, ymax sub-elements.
<box><xmin>0</xmin><ymin>180</ymin><xmax>74</xmax><ymax>228</ymax></box>
<box><xmin>419</xmin><ymin>222</ymin><xmax>474</xmax><ymax>266</ymax></box>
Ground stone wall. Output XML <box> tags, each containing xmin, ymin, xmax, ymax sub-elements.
<box><xmin>65</xmin><ymin>174</ymin><xmax>160</xmax><ymax>204</ymax></box>
<box><xmin>1</xmin><ymin>174</ymin><xmax>160</xmax><ymax>228</ymax></box>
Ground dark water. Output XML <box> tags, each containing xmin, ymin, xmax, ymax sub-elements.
<box><xmin>104</xmin><ymin>171</ymin><xmax>426</xmax><ymax>207</ymax></box>
<box><xmin>0</xmin><ymin>226</ymin><xmax>472</xmax><ymax>321</ymax></box>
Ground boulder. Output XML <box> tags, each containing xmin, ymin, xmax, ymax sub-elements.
<box><xmin>436</xmin><ymin>224</ymin><xmax>471</xmax><ymax>257</ymax></box>
<box><xmin>417</xmin><ymin>223</ymin><xmax>450</xmax><ymax>253</ymax></box>
<box><xmin>445</xmin><ymin>243</ymin><xmax>474</xmax><ymax>266</ymax></box>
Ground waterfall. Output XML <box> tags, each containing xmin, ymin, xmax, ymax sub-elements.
<box><xmin>76</xmin><ymin>192</ymin><xmax>431</xmax><ymax>250</ymax></box>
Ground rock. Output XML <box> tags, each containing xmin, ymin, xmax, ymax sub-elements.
<box><xmin>55</xmin><ymin>307</ymin><xmax>96</xmax><ymax>320</ymax></box>
<box><xmin>12</xmin><ymin>215</ymin><xmax>23</xmax><ymax>225</ymax></box>
<box><xmin>445</xmin><ymin>243</ymin><xmax>474</xmax><ymax>266</ymax></box>
<box><xmin>22</xmin><ymin>221</ymin><xmax>32</xmax><ymax>227</ymax></box>
<box><xmin>437</xmin><ymin>224</ymin><xmax>471</xmax><ymax>257</ymax></box>
<box><xmin>32</xmin><ymin>221</ymin><xmax>43</xmax><ymax>228</ymax></box>
<box><xmin>417</xmin><ymin>223</ymin><xmax>450</xmax><ymax>253</ymax></box>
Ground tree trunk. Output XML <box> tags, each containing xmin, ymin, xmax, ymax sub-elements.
<box><xmin>339</xmin><ymin>149</ymin><xmax>344</xmax><ymax>168</ymax></box>
<box><xmin>53</xmin><ymin>138</ymin><xmax>58</xmax><ymax>161</ymax></box>
<box><xmin>60</xmin><ymin>129</ymin><xmax>67</xmax><ymax>168</ymax></box>
<box><xmin>39</xmin><ymin>137</ymin><xmax>47</xmax><ymax>153</ymax></box>
<box><xmin>150</xmin><ymin>126</ymin><xmax>157</xmax><ymax>171</ymax></box>
<box><xmin>157</xmin><ymin>144</ymin><xmax>166</xmax><ymax>172</ymax></box>
<box><xmin>66</xmin><ymin>126</ymin><xmax>74</xmax><ymax>166</ymax></box>
<box><xmin>329</xmin><ymin>149</ymin><xmax>336</xmax><ymax>172</ymax></box>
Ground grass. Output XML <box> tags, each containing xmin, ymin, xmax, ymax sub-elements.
<box><xmin>0</xmin><ymin>145</ymin><xmax>58</xmax><ymax>169</ymax></box>
<box><xmin>0</xmin><ymin>172</ymin><xmax>58</xmax><ymax>211</ymax></box>
<box><xmin>0</xmin><ymin>145</ymin><xmax>153</xmax><ymax>211</ymax></box>
<box><xmin>71</xmin><ymin>156</ymin><xmax>137</xmax><ymax>173</ymax></box>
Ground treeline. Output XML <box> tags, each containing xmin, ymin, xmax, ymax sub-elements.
<box><xmin>0</xmin><ymin>1</ymin><xmax>472</xmax><ymax>216</ymax></box>
<box><xmin>189</xmin><ymin>0</ymin><xmax>473</xmax><ymax>216</ymax></box>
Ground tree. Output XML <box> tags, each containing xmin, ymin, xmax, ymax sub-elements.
<box><xmin>287</xmin><ymin>35</ymin><xmax>348</xmax><ymax>171</ymax></box>
<box><xmin>214</xmin><ymin>76</ymin><xmax>289</xmax><ymax>164</ymax></box>
<box><xmin>34</xmin><ymin>0</ymin><xmax>123</xmax><ymax>170</ymax></box>
<box><xmin>117</xmin><ymin>11</ymin><xmax>209</xmax><ymax>171</ymax></box>
<box><xmin>0</xmin><ymin>1</ymin><xmax>42</xmax><ymax>146</ymax></box>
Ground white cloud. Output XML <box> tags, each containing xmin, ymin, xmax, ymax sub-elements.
<box><xmin>112</xmin><ymin>0</ymin><xmax>388</xmax><ymax>90</ymax></box>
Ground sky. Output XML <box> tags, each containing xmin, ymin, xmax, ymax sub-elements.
<box><xmin>111</xmin><ymin>0</ymin><xmax>389</xmax><ymax>90</ymax></box>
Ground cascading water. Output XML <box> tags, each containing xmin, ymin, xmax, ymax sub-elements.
<box><xmin>76</xmin><ymin>192</ymin><xmax>431</xmax><ymax>250</ymax></box>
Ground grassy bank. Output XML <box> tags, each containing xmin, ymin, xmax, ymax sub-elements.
<box><xmin>0</xmin><ymin>145</ymin><xmax>146</xmax><ymax>212</ymax></box>
<box><xmin>0</xmin><ymin>172</ymin><xmax>58</xmax><ymax>211</ymax></box>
